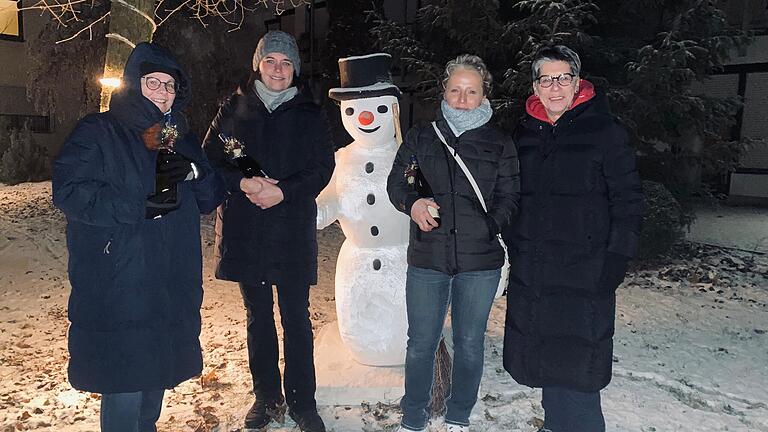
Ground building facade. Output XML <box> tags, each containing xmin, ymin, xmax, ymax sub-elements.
<box><xmin>717</xmin><ymin>0</ymin><xmax>768</xmax><ymax>202</ymax></box>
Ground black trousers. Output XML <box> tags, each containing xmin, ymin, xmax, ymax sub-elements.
<box><xmin>239</xmin><ymin>281</ymin><xmax>317</xmax><ymax>414</ymax></box>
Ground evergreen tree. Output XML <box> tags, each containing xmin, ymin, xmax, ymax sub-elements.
<box><xmin>599</xmin><ymin>0</ymin><xmax>752</xmax><ymax>191</ymax></box>
<box><xmin>370</xmin><ymin>0</ymin><xmax>753</xmax><ymax>195</ymax></box>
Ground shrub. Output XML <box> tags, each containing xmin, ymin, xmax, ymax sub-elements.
<box><xmin>0</xmin><ymin>123</ymin><xmax>49</xmax><ymax>185</ymax></box>
<box><xmin>639</xmin><ymin>180</ymin><xmax>694</xmax><ymax>259</ymax></box>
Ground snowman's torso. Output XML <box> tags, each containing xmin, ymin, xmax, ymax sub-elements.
<box><xmin>334</xmin><ymin>141</ymin><xmax>410</xmax><ymax>248</ymax></box>
<box><xmin>331</xmin><ymin>140</ymin><xmax>410</xmax><ymax>366</ymax></box>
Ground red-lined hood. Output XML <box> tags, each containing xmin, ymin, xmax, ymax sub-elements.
<box><xmin>525</xmin><ymin>80</ymin><xmax>595</xmax><ymax>124</ymax></box>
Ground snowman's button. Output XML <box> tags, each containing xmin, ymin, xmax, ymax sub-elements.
<box><xmin>365</xmin><ymin>162</ymin><xmax>374</xmax><ymax>173</ymax></box>
<box><xmin>367</xmin><ymin>194</ymin><xmax>375</xmax><ymax>205</ymax></box>
<box><xmin>370</xmin><ymin>226</ymin><xmax>379</xmax><ymax>236</ymax></box>
<box><xmin>373</xmin><ymin>259</ymin><xmax>382</xmax><ymax>270</ymax></box>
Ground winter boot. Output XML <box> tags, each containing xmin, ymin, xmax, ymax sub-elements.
<box><xmin>244</xmin><ymin>394</ymin><xmax>286</xmax><ymax>430</ymax></box>
<box><xmin>288</xmin><ymin>408</ymin><xmax>326</xmax><ymax>432</ymax></box>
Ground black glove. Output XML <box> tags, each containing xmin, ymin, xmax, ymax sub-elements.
<box><xmin>146</xmin><ymin>187</ymin><xmax>181</xmax><ymax>219</ymax></box>
<box><xmin>485</xmin><ymin>213</ymin><xmax>500</xmax><ymax>241</ymax></box>
<box><xmin>157</xmin><ymin>150</ymin><xmax>197</xmax><ymax>186</ymax></box>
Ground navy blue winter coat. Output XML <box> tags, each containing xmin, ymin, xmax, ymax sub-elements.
<box><xmin>52</xmin><ymin>43</ymin><xmax>224</xmax><ymax>394</ymax></box>
<box><xmin>502</xmin><ymin>86</ymin><xmax>642</xmax><ymax>392</ymax></box>
<box><xmin>203</xmin><ymin>80</ymin><xmax>335</xmax><ymax>287</ymax></box>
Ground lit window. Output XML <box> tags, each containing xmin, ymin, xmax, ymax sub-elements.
<box><xmin>0</xmin><ymin>0</ymin><xmax>22</xmax><ymax>41</ymax></box>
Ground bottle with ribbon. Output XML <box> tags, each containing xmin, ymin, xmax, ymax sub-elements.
<box><xmin>405</xmin><ymin>154</ymin><xmax>440</xmax><ymax>227</ymax></box>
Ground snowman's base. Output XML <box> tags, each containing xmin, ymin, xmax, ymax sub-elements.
<box><xmin>314</xmin><ymin>320</ymin><xmax>405</xmax><ymax>406</ymax></box>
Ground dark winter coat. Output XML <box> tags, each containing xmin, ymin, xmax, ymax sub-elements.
<box><xmin>52</xmin><ymin>43</ymin><xmax>224</xmax><ymax>394</ymax></box>
<box><xmin>203</xmin><ymin>81</ymin><xmax>335</xmax><ymax>287</ymax></box>
<box><xmin>387</xmin><ymin>112</ymin><xmax>520</xmax><ymax>275</ymax></box>
<box><xmin>502</xmin><ymin>83</ymin><xmax>643</xmax><ymax>392</ymax></box>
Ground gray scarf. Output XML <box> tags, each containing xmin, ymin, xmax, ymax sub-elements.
<box><xmin>440</xmin><ymin>98</ymin><xmax>493</xmax><ymax>136</ymax></box>
<box><xmin>254</xmin><ymin>79</ymin><xmax>298</xmax><ymax>113</ymax></box>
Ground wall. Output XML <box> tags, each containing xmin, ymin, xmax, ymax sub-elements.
<box><xmin>0</xmin><ymin>8</ymin><xmax>89</xmax><ymax>164</ymax></box>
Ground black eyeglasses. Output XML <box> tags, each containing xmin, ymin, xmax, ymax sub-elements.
<box><xmin>536</xmin><ymin>73</ymin><xmax>576</xmax><ymax>88</ymax></box>
<box><xmin>142</xmin><ymin>76</ymin><xmax>177</xmax><ymax>94</ymax></box>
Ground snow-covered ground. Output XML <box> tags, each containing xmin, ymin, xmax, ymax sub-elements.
<box><xmin>0</xmin><ymin>182</ymin><xmax>766</xmax><ymax>432</ymax></box>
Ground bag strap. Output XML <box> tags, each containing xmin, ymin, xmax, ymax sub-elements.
<box><xmin>431</xmin><ymin>122</ymin><xmax>489</xmax><ymax>213</ymax></box>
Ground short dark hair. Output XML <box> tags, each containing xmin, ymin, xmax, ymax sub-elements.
<box><xmin>531</xmin><ymin>45</ymin><xmax>582</xmax><ymax>82</ymax></box>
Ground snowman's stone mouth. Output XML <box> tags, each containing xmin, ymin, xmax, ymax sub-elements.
<box><xmin>358</xmin><ymin>126</ymin><xmax>381</xmax><ymax>133</ymax></box>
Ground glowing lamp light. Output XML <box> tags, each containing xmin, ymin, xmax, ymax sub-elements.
<box><xmin>99</xmin><ymin>77</ymin><xmax>122</xmax><ymax>88</ymax></box>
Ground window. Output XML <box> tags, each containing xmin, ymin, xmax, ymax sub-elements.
<box><xmin>0</xmin><ymin>0</ymin><xmax>22</xmax><ymax>41</ymax></box>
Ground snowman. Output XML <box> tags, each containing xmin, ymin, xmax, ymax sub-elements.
<box><xmin>317</xmin><ymin>53</ymin><xmax>409</xmax><ymax>366</ymax></box>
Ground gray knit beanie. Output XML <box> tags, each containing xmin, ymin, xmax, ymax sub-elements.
<box><xmin>252</xmin><ymin>30</ymin><xmax>301</xmax><ymax>76</ymax></box>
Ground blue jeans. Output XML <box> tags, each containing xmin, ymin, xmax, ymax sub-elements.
<box><xmin>399</xmin><ymin>266</ymin><xmax>499</xmax><ymax>430</ymax></box>
<box><xmin>542</xmin><ymin>387</ymin><xmax>605</xmax><ymax>432</ymax></box>
<box><xmin>100</xmin><ymin>390</ymin><xmax>164</xmax><ymax>432</ymax></box>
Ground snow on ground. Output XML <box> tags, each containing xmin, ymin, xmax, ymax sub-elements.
<box><xmin>0</xmin><ymin>182</ymin><xmax>766</xmax><ymax>432</ymax></box>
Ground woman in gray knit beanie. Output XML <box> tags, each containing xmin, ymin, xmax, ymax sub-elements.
<box><xmin>202</xmin><ymin>30</ymin><xmax>335</xmax><ymax>432</ymax></box>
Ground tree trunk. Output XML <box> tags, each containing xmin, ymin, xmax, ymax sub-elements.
<box><xmin>99</xmin><ymin>0</ymin><xmax>155</xmax><ymax>112</ymax></box>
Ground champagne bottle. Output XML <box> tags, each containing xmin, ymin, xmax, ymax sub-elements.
<box><xmin>219</xmin><ymin>133</ymin><xmax>268</xmax><ymax>178</ymax></box>
<box><xmin>154</xmin><ymin>148</ymin><xmax>178</xmax><ymax>204</ymax></box>
<box><xmin>405</xmin><ymin>154</ymin><xmax>440</xmax><ymax>226</ymax></box>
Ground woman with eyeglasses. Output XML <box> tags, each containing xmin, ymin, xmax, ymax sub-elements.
<box><xmin>500</xmin><ymin>45</ymin><xmax>642</xmax><ymax>432</ymax></box>
<box><xmin>53</xmin><ymin>42</ymin><xmax>224</xmax><ymax>431</ymax></box>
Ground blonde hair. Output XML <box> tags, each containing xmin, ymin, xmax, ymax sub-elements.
<box><xmin>442</xmin><ymin>54</ymin><xmax>493</xmax><ymax>96</ymax></box>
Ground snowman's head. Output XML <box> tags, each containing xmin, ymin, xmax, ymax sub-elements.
<box><xmin>340</xmin><ymin>95</ymin><xmax>399</xmax><ymax>144</ymax></box>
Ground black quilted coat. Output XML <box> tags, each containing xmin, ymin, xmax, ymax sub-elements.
<box><xmin>502</xmin><ymin>87</ymin><xmax>642</xmax><ymax>392</ymax></box>
<box><xmin>387</xmin><ymin>112</ymin><xmax>520</xmax><ymax>274</ymax></box>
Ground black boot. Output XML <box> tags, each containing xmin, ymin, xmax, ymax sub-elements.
<box><xmin>244</xmin><ymin>394</ymin><xmax>286</xmax><ymax>430</ymax></box>
<box><xmin>288</xmin><ymin>409</ymin><xmax>326</xmax><ymax>432</ymax></box>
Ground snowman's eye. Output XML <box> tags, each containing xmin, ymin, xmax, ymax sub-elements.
<box><xmin>377</xmin><ymin>105</ymin><xmax>388</xmax><ymax>114</ymax></box>
<box><xmin>345</xmin><ymin>107</ymin><xmax>355</xmax><ymax>116</ymax></box>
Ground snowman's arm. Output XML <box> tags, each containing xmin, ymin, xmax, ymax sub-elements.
<box><xmin>316</xmin><ymin>154</ymin><xmax>340</xmax><ymax>229</ymax></box>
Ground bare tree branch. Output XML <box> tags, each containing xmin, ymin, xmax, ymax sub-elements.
<box><xmin>21</xmin><ymin>0</ymin><xmax>311</xmax><ymax>43</ymax></box>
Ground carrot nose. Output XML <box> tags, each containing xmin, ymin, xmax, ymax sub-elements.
<box><xmin>358</xmin><ymin>111</ymin><xmax>374</xmax><ymax>126</ymax></box>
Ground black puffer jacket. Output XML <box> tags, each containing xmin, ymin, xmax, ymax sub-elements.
<box><xmin>387</xmin><ymin>112</ymin><xmax>520</xmax><ymax>275</ymax></box>
<box><xmin>203</xmin><ymin>81</ymin><xmax>335</xmax><ymax>287</ymax></box>
<box><xmin>502</xmin><ymin>87</ymin><xmax>642</xmax><ymax>392</ymax></box>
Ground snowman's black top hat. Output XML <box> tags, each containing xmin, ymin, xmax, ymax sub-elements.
<box><xmin>328</xmin><ymin>53</ymin><xmax>402</xmax><ymax>101</ymax></box>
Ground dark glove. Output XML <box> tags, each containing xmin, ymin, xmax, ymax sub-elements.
<box><xmin>598</xmin><ymin>252</ymin><xmax>630</xmax><ymax>292</ymax></box>
<box><xmin>146</xmin><ymin>187</ymin><xmax>181</xmax><ymax>219</ymax></box>
<box><xmin>485</xmin><ymin>213</ymin><xmax>500</xmax><ymax>241</ymax></box>
<box><xmin>157</xmin><ymin>150</ymin><xmax>197</xmax><ymax>185</ymax></box>
<box><xmin>142</xmin><ymin>123</ymin><xmax>163</xmax><ymax>151</ymax></box>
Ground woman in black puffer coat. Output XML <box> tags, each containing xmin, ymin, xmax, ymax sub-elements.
<box><xmin>202</xmin><ymin>31</ymin><xmax>334</xmax><ymax>432</ymax></box>
<box><xmin>387</xmin><ymin>54</ymin><xmax>519</xmax><ymax>432</ymax></box>
<box><xmin>501</xmin><ymin>45</ymin><xmax>643</xmax><ymax>432</ymax></box>
<box><xmin>53</xmin><ymin>42</ymin><xmax>224</xmax><ymax>431</ymax></box>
